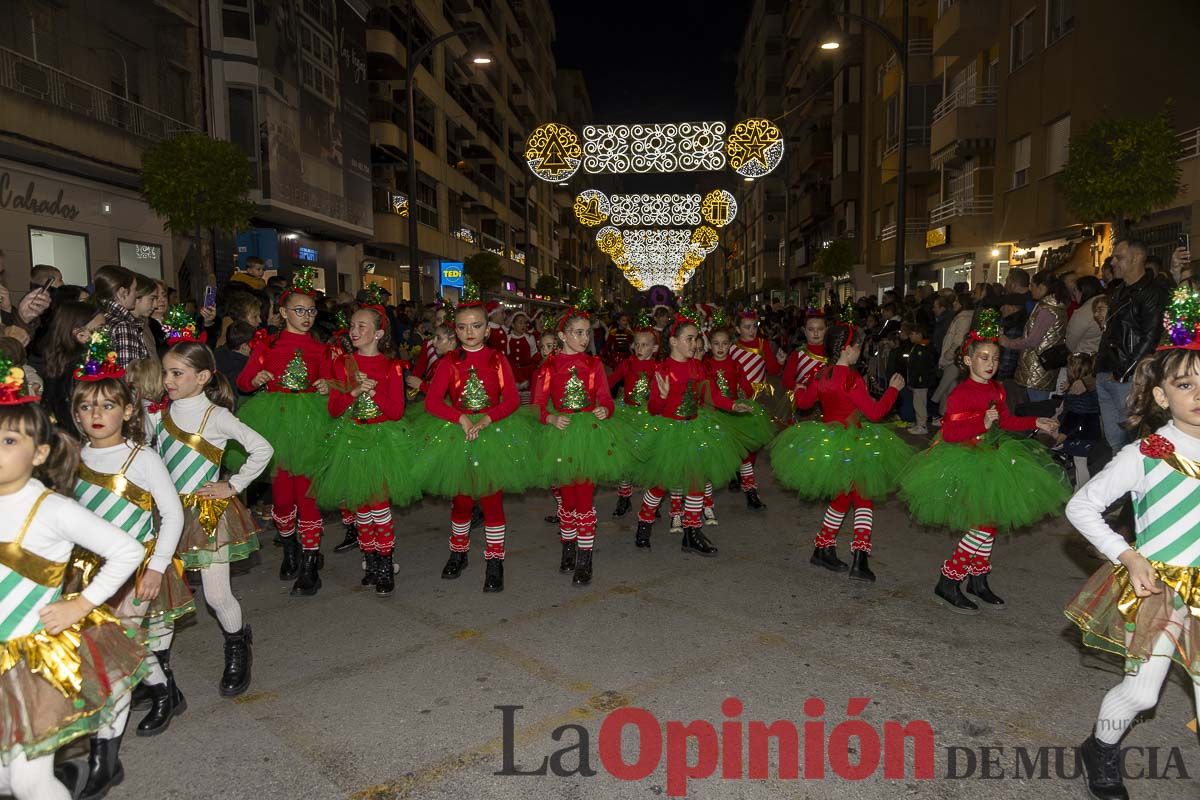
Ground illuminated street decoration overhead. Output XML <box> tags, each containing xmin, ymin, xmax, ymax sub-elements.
<box><xmin>609</xmin><ymin>193</ymin><xmax>701</xmax><ymax>226</ymax></box>
<box><xmin>581</xmin><ymin>122</ymin><xmax>727</xmax><ymax>174</ymax></box>
<box><xmin>726</xmin><ymin>118</ymin><xmax>784</xmax><ymax>179</ymax></box>
<box><xmin>690</xmin><ymin>225</ymin><xmax>719</xmax><ymax>255</ymax></box>
<box><xmin>700</xmin><ymin>189</ymin><xmax>737</xmax><ymax>227</ymax></box>
<box><xmin>524</xmin><ymin>123</ymin><xmax>583</xmax><ymax>182</ymax></box>
<box><xmin>572</xmin><ymin>189</ymin><xmax>610</xmax><ymax>227</ymax></box>
<box><xmin>620</xmin><ymin>229</ymin><xmax>693</xmax><ymax>269</ymax></box>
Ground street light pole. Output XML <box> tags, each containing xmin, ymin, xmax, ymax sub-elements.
<box><xmin>523</xmin><ymin>175</ymin><xmax>532</xmax><ymax>305</ymax></box>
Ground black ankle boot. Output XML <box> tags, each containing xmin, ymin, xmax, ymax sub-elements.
<box><xmin>559</xmin><ymin>540</ymin><xmax>577</xmax><ymax>572</ymax></box>
<box><xmin>572</xmin><ymin>549</ymin><xmax>593</xmax><ymax>585</ymax></box>
<box><xmin>334</xmin><ymin>523</ymin><xmax>358</xmax><ymax>553</ymax></box>
<box><xmin>375</xmin><ymin>552</ymin><xmax>395</xmax><ymax>596</ymax></box>
<box><xmin>290</xmin><ymin>550</ymin><xmax>322</xmax><ymax>596</ymax></box>
<box><xmin>934</xmin><ymin>574</ymin><xmax>979</xmax><ymax>614</ymax></box>
<box><xmin>681</xmin><ymin>527</ymin><xmax>718</xmax><ymax>556</ymax></box>
<box><xmin>544</xmin><ymin>513</ymin><xmax>560</xmax><ymax>524</ymax></box>
<box><xmin>483</xmin><ymin>558</ymin><xmax>504</xmax><ymax>592</ymax></box>
<box><xmin>136</xmin><ymin>650</ymin><xmax>186</xmax><ymax>736</ymax></box>
<box><xmin>727</xmin><ymin>477</ymin><xmax>740</xmax><ymax>492</ymax></box>
<box><xmin>848</xmin><ymin>550</ymin><xmax>876</xmax><ymax>582</ymax></box>
<box><xmin>612</xmin><ymin>495</ymin><xmax>632</xmax><ymax>517</ymax></box>
<box><xmin>810</xmin><ymin>545</ymin><xmax>848</xmax><ymax>572</ymax></box>
<box><xmin>278</xmin><ymin>534</ymin><xmax>301</xmax><ymax>580</ymax></box>
<box><xmin>635</xmin><ymin>521</ymin><xmax>652</xmax><ymax>549</ymax></box>
<box><xmin>130</xmin><ymin>679</ymin><xmax>152</xmax><ymax>710</ymax></box>
<box><xmin>965</xmin><ymin>573</ymin><xmax>1006</xmax><ymax>608</ymax></box>
<box><xmin>361</xmin><ymin>552</ymin><xmax>378</xmax><ymax>586</ymax></box>
<box><xmin>81</xmin><ymin>735</ymin><xmax>124</xmax><ymax>800</ymax></box>
<box><xmin>54</xmin><ymin>757</ymin><xmax>88</xmax><ymax>799</ymax></box>
<box><xmin>219</xmin><ymin>625</ymin><xmax>253</xmax><ymax>697</ymax></box>
<box><xmin>744</xmin><ymin>489</ymin><xmax>766</xmax><ymax>510</ymax></box>
<box><xmin>441</xmin><ymin>551</ymin><xmax>468</xmax><ymax>579</ymax></box>
<box><xmin>1080</xmin><ymin>734</ymin><xmax>1129</xmax><ymax>800</ymax></box>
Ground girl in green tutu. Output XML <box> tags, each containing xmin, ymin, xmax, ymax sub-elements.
<box><xmin>532</xmin><ymin>293</ymin><xmax>623</xmax><ymax>586</ymax></box>
<box><xmin>309</xmin><ymin>294</ymin><xmax>419</xmax><ymax>597</ymax></box>
<box><xmin>607</xmin><ymin>314</ymin><xmax>660</xmax><ymax>519</ymax></box>
<box><xmin>412</xmin><ymin>283</ymin><xmax>534</xmax><ymax>593</ymax></box>
<box><xmin>769</xmin><ymin>320</ymin><xmax>911</xmax><ymax>583</ymax></box>
<box><xmin>898</xmin><ymin>310</ymin><xmax>1065</xmax><ymax>613</ymax></box>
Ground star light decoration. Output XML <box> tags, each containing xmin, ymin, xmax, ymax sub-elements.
<box><xmin>726</xmin><ymin>118</ymin><xmax>784</xmax><ymax>179</ymax></box>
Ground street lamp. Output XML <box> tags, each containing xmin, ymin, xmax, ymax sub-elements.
<box><xmin>406</xmin><ymin>24</ymin><xmax>490</xmax><ymax>307</ymax></box>
<box><xmin>821</xmin><ymin>0</ymin><xmax>909</xmax><ymax>299</ymax></box>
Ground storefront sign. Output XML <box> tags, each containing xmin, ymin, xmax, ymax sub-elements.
<box><xmin>0</xmin><ymin>172</ymin><xmax>80</xmax><ymax>220</ymax></box>
<box><xmin>925</xmin><ymin>226</ymin><xmax>947</xmax><ymax>249</ymax></box>
<box><xmin>440</xmin><ymin>261</ymin><xmax>464</xmax><ymax>289</ymax></box>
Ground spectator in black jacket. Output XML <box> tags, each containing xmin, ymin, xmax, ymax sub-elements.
<box><xmin>996</xmin><ymin>299</ymin><xmax>1028</xmax><ymax>413</ymax></box>
<box><xmin>906</xmin><ymin>321</ymin><xmax>938</xmax><ymax>435</ymax></box>
<box><xmin>215</xmin><ymin>321</ymin><xmax>257</xmax><ymax>404</ymax></box>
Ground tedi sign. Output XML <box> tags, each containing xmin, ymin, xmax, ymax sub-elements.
<box><xmin>0</xmin><ymin>172</ymin><xmax>80</xmax><ymax>221</ymax></box>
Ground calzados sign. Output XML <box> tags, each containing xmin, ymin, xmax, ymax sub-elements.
<box><xmin>0</xmin><ymin>172</ymin><xmax>81</xmax><ymax>221</ymax></box>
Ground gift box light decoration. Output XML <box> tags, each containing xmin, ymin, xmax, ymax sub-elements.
<box><xmin>700</xmin><ymin>189</ymin><xmax>737</xmax><ymax>227</ymax></box>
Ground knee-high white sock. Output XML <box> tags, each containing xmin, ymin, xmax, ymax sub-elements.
<box><xmin>199</xmin><ymin>562</ymin><xmax>243</xmax><ymax>633</ymax></box>
<box><xmin>97</xmin><ymin>689</ymin><xmax>131</xmax><ymax>740</ymax></box>
<box><xmin>3</xmin><ymin>751</ymin><xmax>72</xmax><ymax>800</ymax></box>
<box><xmin>1074</xmin><ymin>455</ymin><xmax>1091</xmax><ymax>488</ymax></box>
<box><xmin>1094</xmin><ymin>628</ymin><xmax>1178</xmax><ymax>744</ymax></box>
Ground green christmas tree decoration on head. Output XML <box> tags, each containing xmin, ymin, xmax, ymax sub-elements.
<box><xmin>710</xmin><ymin>308</ymin><xmax>729</xmax><ymax>331</ymax></box>
<box><xmin>334</xmin><ymin>309</ymin><xmax>350</xmax><ymax>331</ymax></box>
<box><xmin>573</xmin><ymin>288</ymin><xmax>596</xmax><ymax>312</ymax></box>
<box><xmin>292</xmin><ymin>266</ymin><xmax>317</xmax><ymax>294</ymax></box>
<box><xmin>0</xmin><ymin>355</ymin><xmax>33</xmax><ymax>404</ymax></box>
<box><xmin>1163</xmin><ymin>287</ymin><xmax>1200</xmax><ymax>348</ymax></box>
<box><xmin>635</xmin><ymin>309</ymin><xmax>655</xmax><ymax>330</ymax></box>
<box><xmin>973</xmin><ymin>308</ymin><xmax>1001</xmax><ymax>340</ymax></box>
<box><xmin>460</xmin><ymin>279</ymin><xmax>481</xmax><ymax>305</ymax></box>
<box><xmin>278</xmin><ymin>348</ymin><xmax>311</xmax><ymax>391</ymax></box>
<box><xmin>461</xmin><ymin>366</ymin><xmax>488</xmax><ymax>411</ymax></box>
<box><xmin>560</xmin><ymin>367</ymin><xmax>587</xmax><ymax>411</ymax></box>
<box><xmin>362</xmin><ymin>283</ymin><xmax>387</xmax><ymax>306</ymax></box>
<box><xmin>838</xmin><ymin>303</ymin><xmax>856</xmax><ymax>326</ymax></box>
<box><xmin>74</xmin><ymin>328</ymin><xmax>123</xmax><ymax>380</ymax></box>
<box><xmin>162</xmin><ymin>304</ymin><xmax>201</xmax><ymax>344</ymax></box>
<box><xmin>677</xmin><ymin>307</ymin><xmax>701</xmax><ymax>327</ymax></box>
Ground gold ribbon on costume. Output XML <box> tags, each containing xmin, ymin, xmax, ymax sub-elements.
<box><xmin>1116</xmin><ymin>562</ymin><xmax>1200</xmax><ymax>625</ymax></box>
<box><xmin>1162</xmin><ymin>451</ymin><xmax>1200</xmax><ymax>480</ymax></box>
<box><xmin>70</xmin><ymin>540</ymin><xmax>182</xmax><ymax>590</ymax></box>
<box><xmin>181</xmin><ymin>493</ymin><xmax>231</xmax><ymax>538</ymax></box>
<box><xmin>750</xmin><ymin>381</ymin><xmax>775</xmax><ymax>401</ymax></box>
<box><xmin>0</xmin><ymin>606</ymin><xmax>122</xmax><ymax>698</ymax></box>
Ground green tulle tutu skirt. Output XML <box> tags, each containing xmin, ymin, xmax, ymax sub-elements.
<box><xmin>721</xmin><ymin>401</ymin><xmax>777</xmax><ymax>452</ymax></box>
<box><xmin>632</xmin><ymin>410</ymin><xmax>746</xmax><ymax>493</ymax></box>
<box><xmin>409</xmin><ymin>410</ymin><xmax>539</xmax><ymax>498</ymax></box>
<box><xmin>536</xmin><ymin>411</ymin><xmax>629</xmax><ymax>486</ymax></box>
<box><xmin>769</xmin><ymin>420</ymin><xmax>915</xmax><ymax>501</ymax></box>
<box><xmin>227</xmin><ymin>391</ymin><xmax>332</xmax><ymax>476</ymax></box>
<box><xmin>898</xmin><ymin>429</ymin><xmax>1071</xmax><ymax>531</ymax></box>
<box><xmin>309</xmin><ymin>417</ymin><xmax>422</xmax><ymax>510</ymax></box>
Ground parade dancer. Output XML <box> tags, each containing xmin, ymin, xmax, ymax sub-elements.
<box><xmin>310</xmin><ymin>294</ymin><xmax>420</xmax><ymax>596</ymax></box>
<box><xmin>506</xmin><ymin>311</ymin><xmax>540</xmax><ymax>400</ymax></box>
<box><xmin>0</xmin><ymin>363</ymin><xmax>146</xmax><ymax>800</ymax></box>
<box><xmin>234</xmin><ymin>269</ymin><xmax>333</xmax><ymax>596</ymax></box>
<box><xmin>534</xmin><ymin>331</ymin><xmax>565</xmax><ymax>525</ymax></box>
<box><xmin>781</xmin><ymin>310</ymin><xmax>828</xmax><ymax>394</ymax></box>
<box><xmin>899</xmin><ymin>310</ymin><xmax>1066</xmax><ymax>610</ymax></box>
<box><xmin>600</xmin><ymin>313</ymin><xmax>634</xmax><ymax>370</ymax></box>
<box><xmin>607</xmin><ymin>312</ymin><xmax>659</xmax><ymax>518</ymax></box>
<box><xmin>323</xmin><ymin>310</ymin><xmax>364</xmax><ymax>555</ymax></box>
<box><xmin>68</xmin><ymin>332</ymin><xmax>193</xmax><ymax>744</ymax></box>
<box><xmin>770</xmin><ymin>320</ymin><xmax>914</xmax><ymax>582</ymax></box>
<box><xmin>1064</xmin><ymin>291</ymin><xmax>1200</xmax><ymax>800</ymax></box>
<box><xmin>533</xmin><ymin>293</ymin><xmax>624</xmax><ymax>585</ymax></box>
<box><xmin>485</xmin><ymin>301</ymin><xmax>509</xmax><ymax>351</ymax></box>
<box><xmin>728</xmin><ymin>309</ymin><xmax>782</xmax><ymax>496</ymax></box>
<box><xmin>633</xmin><ymin>314</ymin><xmax>750</xmax><ymax>554</ymax></box>
<box><xmin>412</xmin><ymin>282</ymin><xmax>535</xmax><ymax>592</ymax></box>
<box><xmin>156</xmin><ymin>332</ymin><xmax>273</xmax><ymax>697</ymax></box>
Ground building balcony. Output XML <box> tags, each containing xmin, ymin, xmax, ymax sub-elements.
<box><xmin>880</xmin><ymin>133</ymin><xmax>932</xmax><ymax>183</ymax></box>
<box><xmin>877</xmin><ymin>219</ymin><xmax>930</xmax><ymax>265</ymax></box>
<box><xmin>881</xmin><ymin>38</ymin><xmax>933</xmax><ymax>99</ymax></box>
<box><xmin>830</xmin><ymin>171</ymin><xmax>860</xmax><ymax>206</ymax></box>
<box><xmin>797</xmin><ymin>185</ymin><xmax>832</xmax><ymax>225</ymax></box>
<box><xmin>793</xmin><ymin>127</ymin><xmax>832</xmax><ymax>172</ymax></box>
<box><xmin>933</xmin><ymin>0</ymin><xmax>1001</xmax><ymax>57</ymax></box>
<box><xmin>366</xmin><ymin>27</ymin><xmax>405</xmax><ymax>80</ymax></box>
<box><xmin>930</xmin><ymin>85</ymin><xmax>997</xmax><ymax>158</ymax></box>
<box><xmin>926</xmin><ymin>203</ymin><xmax>995</xmax><ymax>251</ymax></box>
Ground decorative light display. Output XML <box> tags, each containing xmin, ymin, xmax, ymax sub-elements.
<box><xmin>726</xmin><ymin>118</ymin><xmax>785</xmax><ymax>178</ymax></box>
<box><xmin>690</xmin><ymin>225</ymin><xmax>720</xmax><ymax>255</ymax></box>
<box><xmin>573</xmin><ymin>189</ymin><xmax>610</xmax><ymax>227</ymax></box>
<box><xmin>390</xmin><ymin>191</ymin><xmax>409</xmax><ymax>217</ymax></box>
<box><xmin>701</xmin><ymin>189</ymin><xmax>737</xmax><ymax>227</ymax></box>
<box><xmin>524</xmin><ymin>122</ymin><xmax>583</xmax><ymax>182</ymax></box>
<box><xmin>620</xmin><ymin>229</ymin><xmax>692</xmax><ymax>269</ymax></box>
<box><xmin>581</xmin><ymin>122</ymin><xmax>727</xmax><ymax>175</ymax></box>
<box><xmin>483</xmin><ymin>242</ymin><xmax>504</xmax><ymax>256</ymax></box>
<box><xmin>509</xmin><ymin>249</ymin><xmax>526</xmax><ymax>265</ymax></box>
<box><xmin>452</xmin><ymin>227</ymin><xmax>477</xmax><ymax>244</ymax></box>
<box><xmin>610</xmin><ymin>193</ymin><xmax>701</xmax><ymax>226</ymax></box>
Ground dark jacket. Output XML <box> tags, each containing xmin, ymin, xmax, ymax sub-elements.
<box><xmin>906</xmin><ymin>341</ymin><xmax>938</xmax><ymax>389</ymax></box>
<box><xmin>996</xmin><ymin>309</ymin><xmax>1027</xmax><ymax>381</ymax></box>
<box><xmin>1096</xmin><ymin>272</ymin><xmax>1172</xmax><ymax>381</ymax></box>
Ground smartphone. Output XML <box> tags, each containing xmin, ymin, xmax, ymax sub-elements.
<box><xmin>202</xmin><ymin>285</ymin><xmax>216</xmax><ymax>309</ymax></box>
<box><xmin>35</xmin><ymin>277</ymin><xmax>53</xmax><ymax>294</ymax></box>
<box><xmin>1179</xmin><ymin>233</ymin><xmax>1190</xmax><ymax>251</ymax></box>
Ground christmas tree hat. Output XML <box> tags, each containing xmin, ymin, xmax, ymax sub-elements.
<box><xmin>162</xmin><ymin>304</ymin><xmax>203</xmax><ymax>344</ymax></box>
<box><xmin>0</xmin><ymin>355</ymin><xmax>38</xmax><ymax>405</ymax></box>
<box><xmin>360</xmin><ymin>283</ymin><xmax>389</xmax><ymax>329</ymax></box>
<box><xmin>73</xmin><ymin>328</ymin><xmax>124</xmax><ymax>380</ymax></box>
<box><xmin>710</xmin><ymin>307</ymin><xmax>730</xmax><ymax>332</ymax></box>
<box><xmin>668</xmin><ymin>306</ymin><xmax>702</xmax><ymax>338</ymax></box>
<box><xmin>961</xmin><ymin>307</ymin><xmax>1001</xmax><ymax>354</ymax></box>
<box><xmin>1161</xmin><ymin>287</ymin><xmax>1200</xmax><ymax>350</ymax></box>
<box><xmin>457</xmin><ymin>279</ymin><xmax>483</xmax><ymax>310</ymax></box>
<box><xmin>633</xmin><ymin>309</ymin><xmax>655</xmax><ymax>332</ymax></box>
<box><xmin>281</xmin><ymin>265</ymin><xmax>318</xmax><ymax>305</ymax></box>
<box><xmin>558</xmin><ymin>288</ymin><xmax>596</xmax><ymax>331</ymax></box>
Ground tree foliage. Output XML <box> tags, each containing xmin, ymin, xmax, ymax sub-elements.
<box><xmin>1059</xmin><ymin>111</ymin><xmax>1182</xmax><ymax>227</ymax></box>
<box><xmin>811</xmin><ymin>238</ymin><xmax>856</xmax><ymax>278</ymax></box>
<box><xmin>464</xmin><ymin>251</ymin><xmax>505</xmax><ymax>291</ymax></box>
<box><xmin>535</xmin><ymin>274</ymin><xmax>559</xmax><ymax>295</ymax></box>
<box><xmin>140</xmin><ymin>133</ymin><xmax>255</xmax><ymax>235</ymax></box>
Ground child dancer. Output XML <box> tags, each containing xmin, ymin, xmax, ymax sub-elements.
<box><xmin>899</xmin><ymin>310</ymin><xmax>1065</xmax><ymax>610</ymax></box>
<box><xmin>633</xmin><ymin>314</ymin><xmax>749</xmax><ymax>554</ymax></box>
<box><xmin>532</xmin><ymin>294</ymin><xmax>624</xmax><ymax>585</ymax></box>
<box><xmin>781</xmin><ymin>310</ymin><xmax>828</xmax><ymax>394</ymax></box>
<box><xmin>68</xmin><ymin>332</ymin><xmax>193</xmax><ymax>746</ymax></box>
<box><xmin>535</xmin><ymin>330</ymin><xmax>566</xmax><ymax>525</ymax></box>
<box><xmin>156</xmin><ymin>336</ymin><xmax>273</xmax><ymax>695</ymax></box>
<box><xmin>412</xmin><ymin>282</ymin><xmax>535</xmax><ymax>592</ymax></box>
<box><xmin>506</xmin><ymin>311</ymin><xmax>539</xmax><ymax>402</ymax></box>
<box><xmin>728</xmin><ymin>309</ymin><xmax>782</xmax><ymax>495</ymax></box>
<box><xmin>310</xmin><ymin>297</ymin><xmax>419</xmax><ymax>596</ymax></box>
<box><xmin>770</xmin><ymin>321</ymin><xmax>913</xmax><ymax>582</ymax></box>
<box><xmin>234</xmin><ymin>269</ymin><xmax>333</xmax><ymax>594</ymax></box>
<box><xmin>1065</xmin><ymin>292</ymin><xmax>1200</xmax><ymax>800</ymax></box>
<box><xmin>607</xmin><ymin>312</ymin><xmax>659</xmax><ymax>518</ymax></box>
<box><xmin>0</xmin><ymin>362</ymin><xmax>146</xmax><ymax>800</ymax></box>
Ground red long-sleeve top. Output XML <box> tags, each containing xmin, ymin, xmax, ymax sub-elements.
<box><xmin>781</xmin><ymin>344</ymin><xmax>828</xmax><ymax>392</ymax></box>
<box><xmin>609</xmin><ymin>356</ymin><xmax>658</xmax><ymax>407</ymax></box>
<box><xmin>410</xmin><ymin>340</ymin><xmax>440</xmax><ymax>394</ymax></box>
<box><xmin>237</xmin><ymin>330</ymin><xmax>331</xmax><ymax>393</ymax></box>
<box><xmin>487</xmin><ymin>323</ymin><xmax>508</xmax><ymax>353</ymax></box>
<box><xmin>424</xmin><ymin>346</ymin><xmax>519</xmax><ymax>423</ymax></box>
<box><xmin>731</xmin><ymin>335</ymin><xmax>782</xmax><ymax>383</ymax></box>
<box><xmin>326</xmin><ymin>353</ymin><xmax>406</xmax><ymax>424</ymax></box>
<box><xmin>600</xmin><ymin>329</ymin><xmax>633</xmax><ymax>369</ymax></box>
<box><xmin>507</xmin><ymin>331</ymin><xmax>539</xmax><ymax>384</ymax></box>
<box><xmin>649</xmin><ymin>357</ymin><xmax>736</xmax><ymax>420</ymax></box>
<box><xmin>702</xmin><ymin>354</ymin><xmax>754</xmax><ymax>401</ymax></box>
<box><xmin>793</xmin><ymin>364</ymin><xmax>898</xmax><ymax>426</ymax></box>
<box><xmin>940</xmin><ymin>378</ymin><xmax>1038</xmax><ymax>443</ymax></box>
<box><xmin>531</xmin><ymin>352</ymin><xmax>614</xmax><ymax>424</ymax></box>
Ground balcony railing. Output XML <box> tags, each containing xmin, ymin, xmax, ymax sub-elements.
<box><xmin>879</xmin><ymin>219</ymin><xmax>929</xmax><ymax>241</ymax></box>
<box><xmin>947</xmin><ymin>166</ymin><xmax>993</xmax><ymax>197</ymax></box>
<box><xmin>884</xmin><ymin>38</ymin><xmax>934</xmax><ymax>72</ymax></box>
<box><xmin>1179</xmin><ymin>127</ymin><xmax>1200</xmax><ymax>161</ymax></box>
<box><xmin>0</xmin><ymin>46</ymin><xmax>195</xmax><ymax>142</ymax></box>
<box><xmin>883</xmin><ymin>127</ymin><xmax>933</xmax><ymax>158</ymax></box>
<box><xmin>932</xmin><ymin>85</ymin><xmax>998</xmax><ymax>122</ymax></box>
<box><xmin>930</xmin><ymin>195</ymin><xmax>994</xmax><ymax>224</ymax></box>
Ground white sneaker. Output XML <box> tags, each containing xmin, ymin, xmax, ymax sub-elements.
<box><xmin>703</xmin><ymin>506</ymin><xmax>719</xmax><ymax>526</ymax></box>
<box><xmin>670</xmin><ymin>514</ymin><xmax>683</xmax><ymax>532</ymax></box>
<box><xmin>909</xmin><ymin>425</ymin><xmax>929</xmax><ymax>435</ymax></box>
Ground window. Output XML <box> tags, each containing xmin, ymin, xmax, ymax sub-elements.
<box><xmin>222</xmin><ymin>0</ymin><xmax>254</xmax><ymax>40</ymax></box>
<box><xmin>300</xmin><ymin>22</ymin><xmax>337</xmax><ymax>106</ymax></box>
<box><xmin>875</xmin><ymin>137</ymin><xmax>883</xmax><ymax>167</ymax></box>
<box><xmin>846</xmin><ymin>134</ymin><xmax>859</xmax><ymax>172</ymax></box>
<box><xmin>848</xmin><ymin>66</ymin><xmax>861</xmax><ymax>103</ymax></box>
<box><xmin>1011</xmin><ymin>10</ymin><xmax>1035</xmax><ymax>71</ymax></box>
<box><xmin>29</xmin><ymin>228</ymin><xmax>88</xmax><ymax>286</ymax></box>
<box><xmin>1011</xmin><ymin>134</ymin><xmax>1031</xmax><ymax>188</ymax></box>
<box><xmin>118</xmin><ymin>240</ymin><xmax>163</xmax><ymax>279</ymax></box>
<box><xmin>1046</xmin><ymin>0</ymin><xmax>1074</xmax><ymax>45</ymax></box>
<box><xmin>1046</xmin><ymin>115</ymin><xmax>1070</xmax><ymax>175</ymax></box>
<box><xmin>845</xmin><ymin>200</ymin><xmax>857</xmax><ymax>234</ymax></box>
<box><xmin>833</xmin><ymin>135</ymin><xmax>842</xmax><ymax>177</ymax></box>
<box><xmin>227</xmin><ymin>87</ymin><xmax>257</xmax><ymax>161</ymax></box>
<box><xmin>415</xmin><ymin>174</ymin><xmax>439</xmax><ymax>228</ymax></box>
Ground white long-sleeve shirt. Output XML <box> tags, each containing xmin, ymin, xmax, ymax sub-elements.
<box><xmin>0</xmin><ymin>479</ymin><xmax>144</xmax><ymax>608</ymax></box>
<box><xmin>1066</xmin><ymin>422</ymin><xmax>1200</xmax><ymax>566</ymax></box>
<box><xmin>81</xmin><ymin>441</ymin><xmax>184</xmax><ymax>574</ymax></box>
<box><xmin>147</xmin><ymin>394</ymin><xmax>272</xmax><ymax>493</ymax></box>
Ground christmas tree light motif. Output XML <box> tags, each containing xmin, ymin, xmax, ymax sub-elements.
<box><xmin>461</xmin><ymin>367</ymin><xmax>489</xmax><ymax>412</ymax></box>
<box><xmin>524</xmin><ymin>123</ymin><xmax>582</xmax><ymax>182</ymax></box>
<box><xmin>678</xmin><ymin>380</ymin><xmax>698</xmax><ymax>418</ymax></box>
<box><xmin>278</xmin><ymin>349</ymin><xmax>310</xmax><ymax>391</ymax></box>
<box><xmin>631</xmin><ymin>373</ymin><xmax>650</xmax><ymax>406</ymax></box>
<box><xmin>560</xmin><ymin>367</ymin><xmax>587</xmax><ymax>411</ymax></box>
<box><xmin>715</xmin><ymin>370</ymin><xmax>733</xmax><ymax>399</ymax></box>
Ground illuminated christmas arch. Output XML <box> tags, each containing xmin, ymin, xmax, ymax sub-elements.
<box><xmin>524</xmin><ymin>123</ymin><xmax>583</xmax><ymax>182</ymax></box>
